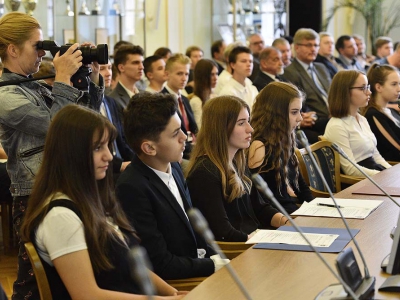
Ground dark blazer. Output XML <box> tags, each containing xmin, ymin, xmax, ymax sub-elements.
<box><xmin>161</xmin><ymin>87</ymin><xmax>198</xmax><ymax>159</ymax></box>
<box><xmin>214</xmin><ymin>60</ymin><xmax>225</xmax><ymax>75</ymax></box>
<box><xmin>249</xmin><ymin>58</ymin><xmax>260</xmax><ymax>82</ymax></box>
<box><xmin>103</xmin><ymin>95</ymin><xmax>134</xmax><ymax>174</ymax></box>
<box><xmin>116</xmin><ymin>155</ymin><xmax>215</xmax><ymax>280</ymax></box>
<box><xmin>283</xmin><ymin>58</ymin><xmax>331</xmax><ymax>135</ymax></box>
<box><xmin>336</xmin><ymin>54</ymin><xmax>364</xmax><ymax>71</ymax></box>
<box><xmin>314</xmin><ymin>54</ymin><xmax>338</xmax><ymax>80</ymax></box>
<box><xmin>252</xmin><ymin>71</ymin><xmax>287</xmax><ymax>92</ymax></box>
<box><xmin>108</xmin><ymin>82</ymin><xmax>131</xmax><ymax>110</ymax></box>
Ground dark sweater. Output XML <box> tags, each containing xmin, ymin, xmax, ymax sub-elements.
<box><xmin>249</xmin><ymin>143</ymin><xmax>314</xmax><ymax>214</ymax></box>
<box><xmin>186</xmin><ymin>156</ymin><xmax>279</xmax><ymax>242</ymax></box>
<box><xmin>364</xmin><ymin>107</ymin><xmax>400</xmax><ymax>161</ymax></box>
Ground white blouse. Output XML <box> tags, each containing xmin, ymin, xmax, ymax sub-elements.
<box><xmin>323</xmin><ymin>113</ymin><xmax>391</xmax><ymax>177</ymax></box>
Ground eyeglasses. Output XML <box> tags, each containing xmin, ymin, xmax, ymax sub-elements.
<box><xmin>349</xmin><ymin>85</ymin><xmax>370</xmax><ymax>94</ymax></box>
<box><xmin>297</xmin><ymin>43</ymin><xmax>319</xmax><ymax>48</ymax></box>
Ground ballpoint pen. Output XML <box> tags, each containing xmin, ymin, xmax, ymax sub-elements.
<box><xmin>317</xmin><ymin>203</ymin><xmax>344</xmax><ymax>208</ymax></box>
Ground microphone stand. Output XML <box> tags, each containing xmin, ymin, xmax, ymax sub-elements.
<box><xmin>187</xmin><ymin>208</ymin><xmax>253</xmax><ymax>300</ymax></box>
<box><xmin>331</xmin><ymin>143</ymin><xmax>400</xmax><ymax>208</ymax></box>
<box><xmin>297</xmin><ymin>131</ymin><xmax>375</xmax><ymax>299</ymax></box>
<box><xmin>129</xmin><ymin>246</ymin><xmax>155</xmax><ymax>300</ymax></box>
<box><xmin>251</xmin><ymin>174</ymin><xmax>359</xmax><ymax>300</ymax></box>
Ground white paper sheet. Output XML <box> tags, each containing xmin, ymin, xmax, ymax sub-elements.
<box><xmin>291</xmin><ymin>198</ymin><xmax>383</xmax><ymax>219</ymax></box>
<box><xmin>246</xmin><ymin>229</ymin><xmax>338</xmax><ymax>247</ymax></box>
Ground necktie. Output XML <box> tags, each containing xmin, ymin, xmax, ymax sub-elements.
<box><xmin>308</xmin><ymin>66</ymin><xmax>328</xmax><ymax>106</ymax></box>
<box><xmin>178</xmin><ymin>95</ymin><xmax>190</xmax><ymax>131</ymax></box>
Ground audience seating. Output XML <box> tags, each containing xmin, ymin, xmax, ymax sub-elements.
<box><xmin>24</xmin><ymin>242</ymin><xmax>53</xmax><ymax>300</ymax></box>
<box><xmin>295</xmin><ymin>140</ymin><xmax>363</xmax><ymax>197</ymax></box>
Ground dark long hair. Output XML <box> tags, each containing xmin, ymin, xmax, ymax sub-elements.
<box><xmin>250</xmin><ymin>82</ymin><xmax>304</xmax><ymax>192</ymax></box>
<box><xmin>193</xmin><ymin>59</ymin><xmax>217</xmax><ymax>105</ymax></box>
<box><xmin>21</xmin><ymin>105</ymin><xmax>136</xmax><ymax>273</ymax></box>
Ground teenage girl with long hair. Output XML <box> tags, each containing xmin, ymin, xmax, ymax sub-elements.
<box><xmin>20</xmin><ymin>105</ymin><xmax>184</xmax><ymax>300</ymax></box>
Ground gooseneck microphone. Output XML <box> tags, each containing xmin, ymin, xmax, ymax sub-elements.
<box><xmin>187</xmin><ymin>208</ymin><xmax>253</xmax><ymax>300</ymax></box>
<box><xmin>331</xmin><ymin>142</ymin><xmax>400</xmax><ymax>208</ymax></box>
<box><xmin>251</xmin><ymin>174</ymin><xmax>358</xmax><ymax>300</ymax></box>
<box><xmin>297</xmin><ymin>130</ymin><xmax>375</xmax><ymax>299</ymax></box>
<box><xmin>129</xmin><ymin>246</ymin><xmax>156</xmax><ymax>299</ymax></box>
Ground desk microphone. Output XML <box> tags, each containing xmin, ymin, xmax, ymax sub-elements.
<box><xmin>251</xmin><ymin>174</ymin><xmax>358</xmax><ymax>300</ymax></box>
<box><xmin>187</xmin><ymin>208</ymin><xmax>253</xmax><ymax>300</ymax></box>
<box><xmin>296</xmin><ymin>130</ymin><xmax>375</xmax><ymax>299</ymax></box>
<box><xmin>331</xmin><ymin>143</ymin><xmax>400</xmax><ymax>208</ymax></box>
<box><xmin>129</xmin><ymin>246</ymin><xmax>156</xmax><ymax>299</ymax></box>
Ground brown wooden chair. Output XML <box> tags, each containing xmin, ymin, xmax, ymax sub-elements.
<box><xmin>216</xmin><ymin>241</ymin><xmax>252</xmax><ymax>259</ymax></box>
<box><xmin>318</xmin><ymin>135</ymin><xmax>368</xmax><ymax>187</ymax></box>
<box><xmin>295</xmin><ymin>140</ymin><xmax>363</xmax><ymax>198</ymax></box>
<box><xmin>24</xmin><ymin>242</ymin><xmax>53</xmax><ymax>300</ymax></box>
<box><xmin>166</xmin><ymin>277</ymin><xmax>207</xmax><ymax>291</ymax></box>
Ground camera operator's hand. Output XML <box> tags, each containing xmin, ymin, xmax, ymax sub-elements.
<box><xmin>53</xmin><ymin>43</ymin><xmax>83</xmax><ymax>85</ymax></box>
<box><xmin>80</xmin><ymin>42</ymin><xmax>100</xmax><ymax>86</ymax></box>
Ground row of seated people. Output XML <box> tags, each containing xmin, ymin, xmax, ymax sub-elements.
<box><xmin>0</xmin><ymin>12</ymin><xmax>398</xmax><ymax>299</ymax></box>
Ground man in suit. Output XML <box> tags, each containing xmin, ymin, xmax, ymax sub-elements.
<box><xmin>116</xmin><ymin>92</ymin><xmax>228</xmax><ymax>280</ymax></box>
<box><xmin>283</xmin><ymin>28</ymin><xmax>331</xmax><ymax>144</ymax></box>
<box><xmin>272</xmin><ymin>37</ymin><xmax>292</xmax><ymax>67</ymax></box>
<box><xmin>99</xmin><ymin>60</ymin><xmax>134</xmax><ymax>179</ymax></box>
<box><xmin>162</xmin><ymin>53</ymin><xmax>198</xmax><ymax>159</ymax></box>
<box><xmin>109</xmin><ymin>45</ymin><xmax>144</xmax><ymax>110</ymax></box>
<box><xmin>375</xmin><ymin>36</ymin><xmax>393</xmax><ymax>60</ymax></box>
<box><xmin>335</xmin><ymin>35</ymin><xmax>364</xmax><ymax>71</ymax></box>
<box><xmin>314</xmin><ymin>32</ymin><xmax>341</xmax><ymax>80</ymax></box>
<box><xmin>253</xmin><ymin>46</ymin><xmax>285</xmax><ymax>91</ymax></box>
<box><xmin>211</xmin><ymin>39</ymin><xmax>227</xmax><ymax>75</ymax></box>
<box><xmin>247</xmin><ymin>33</ymin><xmax>265</xmax><ymax>81</ymax></box>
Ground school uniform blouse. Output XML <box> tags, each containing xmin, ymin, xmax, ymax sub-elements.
<box><xmin>364</xmin><ymin>107</ymin><xmax>400</xmax><ymax>161</ymax></box>
<box><xmin>323</xmin><ymin>113</ymin><xmax>391</xmax><ymax>177</ymax></box>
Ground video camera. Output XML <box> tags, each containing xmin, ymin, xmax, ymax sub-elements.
<box><xmin>36</xmin><ymin>40</ymin><xmax>108</xmax><ymax>64</ymax></box>
<box><xmin>36</xmin><ymin>41</ymin><xmax>108</xmax><ymax>91</ymax></box>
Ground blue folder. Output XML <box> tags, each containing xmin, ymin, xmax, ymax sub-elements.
<box><xmin>253</xmin><ymin>226</ymin><xmax>360</xmax><ymax>253</ymax></box>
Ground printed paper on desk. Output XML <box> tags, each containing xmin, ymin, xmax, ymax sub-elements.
<box><xmin>291</xmin><ymin>198</ymin><xmax>383</xmax><ymax>219</ymax></box>
<box><xmin>246</xmin><ymin>230</ymin><xmax>338</xmax><ymax>247</ymax></box>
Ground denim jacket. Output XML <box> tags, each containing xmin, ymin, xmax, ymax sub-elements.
<box><xmin>0</xmin><ymin>71</ymin><xmax>104</xmax><ymax>196</ymax></box>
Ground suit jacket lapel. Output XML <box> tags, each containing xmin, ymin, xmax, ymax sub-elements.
<box><xmin>134</xmin><ymin>156</ymin><xmax>196</xmax><ymax>237</ymax></box>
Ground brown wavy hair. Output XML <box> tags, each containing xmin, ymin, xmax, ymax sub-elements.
<box><xmin>186</xmin><ymin>95</ymin><xmax>251</xmax><ymax>203</ymax></box>
<box><xmin>20</xmin><ymin>105</ymin><xmax>136</xmax><ymax>273</ymax></box>
<box><xmin>363</xmin><ymin>63</ymin><xmax>398</xmax><ymax>115</ymax></box>
<box><xmin>250</xmin><ymin>82</ymin><xmax>304</xmax><ymax>193</ymax></box>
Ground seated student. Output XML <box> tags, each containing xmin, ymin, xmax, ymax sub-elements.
<box><xmin>323</xmin><ymin>70</ymin><xmax>392</xmax><ymax>177</ymax></box>
<box><xmin>186</xmin><ymin>95</ymin><xmax>288</xmax><ymax>242</ymax></box>
<box><xmin>144</xmin><ymin>55</ymin><xmax>167</xmax><ymax>93</ymax></box>
<box><xmin>362</xmin><ymin>63</ymin><xmax>400</xmax><ymax>161</ymax></box>
<box><xmin>248</xmin><ymin>82</ymin><xmax>314</xmax><ymax>214</ymax></box>
<box><xmin>20</xmin><ymin>105</ymin><xmax>184</xmax><ymax>299</ymax></box>
<box><xmin>162</xmin><ymin>53</ymin><xmax>198</xmax><ymax>159</ymax></box>
<box><xmin>190</xmin><ymin>59</ymin><xmax>218</xmax><ymax>128</ymax></box>
<box><xmin>116</xmin><ymin>92</ymin><xmax>228</xmax><ymax>280</ymax></box>
<box><xmin>99</xmin><ymin>60</ymin><xmax>134</xmax><ymax>179</ymax></box>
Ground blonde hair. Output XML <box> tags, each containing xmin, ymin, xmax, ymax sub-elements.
<box><xmin>165</xmin><ymin>53</ymin><xmax>191</xmax><ymax>71</ymax></box>
<box><xmin>0</xmin><ymin>12</ymin><xmax>41</xmax><ymax>62</ymax></box>
<box><xmin>186</xmin><ymin>95</ymin><xmax>251</xmax><ymax>203</ymax></box>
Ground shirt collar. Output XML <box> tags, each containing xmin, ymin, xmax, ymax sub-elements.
<box><xmin>147</xmin><ymin>163</ymin><xmax>173</xmax><ymax>186</ymax></box>
<box><xmin>165</xmin><ymin>84</ymin><xmax>181</xmax><ymax>98</ymax></box>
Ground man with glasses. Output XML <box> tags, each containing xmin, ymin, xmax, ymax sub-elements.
<box><xmin>247</xmin><ymin>33</ymin><xmax>265</xmax><ymax>81</ymax></box>
<box><xmin>336</xmin><ymin>35</ymin><xmax>364</xmax><ymax>71</ymax></box>
<box><xmin>283</xmin><ymin>28</ymin><xmax>331</xmax><ymax>144</ymax></box>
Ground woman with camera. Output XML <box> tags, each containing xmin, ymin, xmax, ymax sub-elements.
<box><xmin>0</xmin><ymin>12</ymin><xmax>104</xmax><ymax>299</ymax></box>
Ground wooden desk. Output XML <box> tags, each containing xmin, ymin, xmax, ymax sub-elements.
<box><xmin>186</xmin><ymin>164</ymin><xmax>400</xmax><ymax>299</ymax></box>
